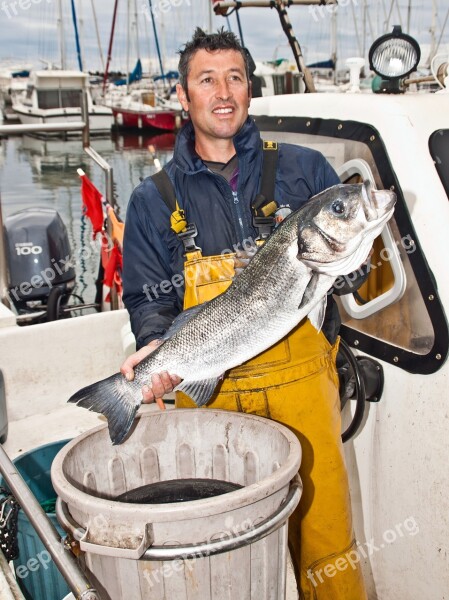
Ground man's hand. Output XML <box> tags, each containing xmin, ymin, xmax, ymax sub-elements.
<box><xmin>120</xmin><ymin>339</ymin><xmax>182</xmax><ymax>410</ymax></box>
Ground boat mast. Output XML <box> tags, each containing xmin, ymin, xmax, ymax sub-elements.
<box><xmin>71</xmin><ymin>0</ymin><xmax>84</xmax><ymax>71</ymax></box>
<box><xmin>435</xmin><ymin>5</ymin><xmax>449</xmax><ymax>57</ymax></box>
<box><xmin>208</xmin><ymin>0</ymin><xmax>214</xmax><ymax>32</ymax></box>
<box><xmin>90</xmin><ymin>0</ymin><xmax>105</xmax><ymax>72</ymax></box>
<box><xmin>57</xmin><ymin>0</ymin><xmax>66</xmax><ymax>69</ymax></box>
<box><xmin>134</xmin><ymin>0</ymin><xmax>141</xmax><ymax>64</ymax></box>
<box><xmin>428</xmin><ymin>0</ymin><xmax>438</xmax><ymax>66</ymax></box>
<box><xmin>330</xmin><ymin>7</ymin><xmax>337</xmax><ymax>84</ymax></box>
<box><xmin>351</xmin><ymin>0</ymin><xmax>362</xmax><ymax>56</ymax></box>
<box><xmin>362</xmin><ymin>0</ymin><xmax>367</xmax><ymax>61</ymax></box>
<box><xmin>126</xmin><ymin>0</ymin><xmax>131</xmax><ymax>91</ymax></box>
<box><xmin>406</xmin><ymin>0</ymin><xmax>411</xmax><ymax>33</ymax></box>
<box><xmin>103</xmin><ymin>0</ymin><xmax>119</xmax><ymax>93</ymax></box>
<box><xmin>148</xmin><ymin>0</ymin><xmax>165</xmax><ymax>79</ymax></box>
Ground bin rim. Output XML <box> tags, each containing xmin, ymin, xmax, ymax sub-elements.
<box><xmin>51</xmin><ymin>409</ymin><xmax>301</xmax><ymax>522</ymax></box>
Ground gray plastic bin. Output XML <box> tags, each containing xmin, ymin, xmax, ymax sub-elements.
<box><xmin>52</xmin><ymin>409</ymin><xmax>302</xmax><ymax>600</ymax></box>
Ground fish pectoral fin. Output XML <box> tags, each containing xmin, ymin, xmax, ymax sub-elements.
<box><xmin>161</xmin><ymin>304</ymin><xmax>208</xmax><ymax>342</ymax></box>
<box><xmin>174</xmin><ymin>377</ymin><xmax>220</xmax><ymax>407</ymax></box>
<box><xmin>298</xmin><ymin>272</ymin><xmax>319</xmax><ymax>310</ymax></box>
<box><xmin>307</xmin><ymin>297</ymin><xmax>327</xmax><ymax>332</ymax></box>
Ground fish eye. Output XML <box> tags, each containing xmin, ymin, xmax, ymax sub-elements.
<box><xmin>331</xmin><ymin>200</ymin><xmax>345</xmax><ymax>215</ymax></box>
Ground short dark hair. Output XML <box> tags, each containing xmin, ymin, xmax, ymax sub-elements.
<box><xmin>178</xmin><ymin>27</ymin><xmax>250</xmax><ymax>94</ymax></box>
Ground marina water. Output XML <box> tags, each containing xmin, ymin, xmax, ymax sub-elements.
<box><xmin>0</xmin><ymin>131</ymin><xmax>176</xmax><ymax>307</ymax></box>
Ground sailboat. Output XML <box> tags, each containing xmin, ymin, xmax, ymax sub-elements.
<box><xmin>104</xmin><ymin>0</ymin><xmax>184</xmax><ymax>132</ymax></box>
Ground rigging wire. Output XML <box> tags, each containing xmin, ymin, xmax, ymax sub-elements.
<box><xmin>365</xmin><ymin>2</ymin><xmax>376</xmax><ymax>48</ymax></box>
<box><xmin>351</xmin><ymin>1</ymin><xmax>362</xmax><ymax>57</ymax></box>
<box><xmin>435</xmin><ymin>5</ymin><xmax>449</xmax><ymax>55</ymax></box>
<box><xmin>385</xmin><ymin>0</ymin><xmax>395</xmax><ymax>32</ymax></box>
<box><xmin>394</xmin><ymin>0</ymin><xmax>404</xmax><ymax>30</ymax></box>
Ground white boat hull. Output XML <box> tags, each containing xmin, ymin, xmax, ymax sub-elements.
<box><xmin>12</xmin><ymin>106</ymin><xmax>113</xmax><ymax>133</ymax></box>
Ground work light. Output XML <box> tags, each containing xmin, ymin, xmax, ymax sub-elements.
<box><xmin>369</xmin><ymin>26</ymin><xmax>420</xmax><ymax>80</ymax></box>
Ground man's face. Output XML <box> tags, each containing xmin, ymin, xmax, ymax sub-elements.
<box><xmin>176</xmin><ymin>48</ymin><xmax>251</xmax><ymax>144</ymax></box>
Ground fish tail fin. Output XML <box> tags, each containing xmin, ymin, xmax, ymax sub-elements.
<box><xmin>68</xmin><ymin>373</ymin><xmax>138</xmax><ymax>445</ymax></box>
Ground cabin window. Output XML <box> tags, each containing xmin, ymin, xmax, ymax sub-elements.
<box><xmin>37</xmin><ymin>90</ymin><xmax>60</xmax><ymax>110</ymax></box>
<box><xmin>36</xmin><ymin>89</ymin><xmax>82</xmax><ymax>110</ymax></box>
<box><xmin>61</xmin><ymin>90</ymin><xmax>82</xmax><ymax>108</ymax></box>
<box><xmin>253</xmin><ymin>114</ymin><xmax>448</xmax><ymax>373</ymax></box>
<box><xmin>429</xmin><ymin>129</ymin><xmax>449</xmax><ymax>200</ymax></box>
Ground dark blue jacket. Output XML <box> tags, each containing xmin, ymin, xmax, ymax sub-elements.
<box><xmin>123</xmin><ymin>117</ymin><xmax>342</xmax><ymax>350</ymax></box>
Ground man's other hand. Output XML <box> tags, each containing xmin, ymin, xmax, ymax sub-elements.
<box><xmin>120</xmin><ymin>340</ymin><xmax>182</xmax><ymax>410</ymax></box>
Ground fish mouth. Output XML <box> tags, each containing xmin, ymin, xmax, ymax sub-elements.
<box><xmin>362</xmin><ymin>180</ymin><xmax>396</xmax><ymax>220</ymax></box>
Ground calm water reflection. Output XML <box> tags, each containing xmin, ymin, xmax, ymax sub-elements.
<box><xmin>0</xmin><ymin>131</ymin><xmax>176</xmax><ymax>304</ymax></box>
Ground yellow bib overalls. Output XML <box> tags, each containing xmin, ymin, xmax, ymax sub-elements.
<box><xmin>176</xmin><ymin>250</ymin><xmax>367</xmax><ymax>600</ymax></box>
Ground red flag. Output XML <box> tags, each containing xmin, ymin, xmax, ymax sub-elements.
<box><xmin>103</xmin><ymin>243</ymin><xmax>123</xmax><ymax>302</ymax></box>
<box><xmin>79</xmin><ymin>173</ymin><xmax>105</xmax><ymax>238</ymax></box>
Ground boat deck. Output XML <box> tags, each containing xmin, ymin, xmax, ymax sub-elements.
<box><xmin>0</xmin><ymin>306</ymin><xmax>299</xmax><ymax>599</ymax></box>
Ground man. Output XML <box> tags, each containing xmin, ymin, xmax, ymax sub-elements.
<box><xmin>122</xmin><ymin>28</ymin><xmax>367</xmax><ymax>600</ymax></box>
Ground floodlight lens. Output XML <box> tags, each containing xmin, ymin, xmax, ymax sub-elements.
<box><xmin>369</xmin><ymin>27</ymin><xmax>421</xmax><ymax>80</ymax></box>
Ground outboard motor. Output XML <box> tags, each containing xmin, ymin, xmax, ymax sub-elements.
<box><xmin>4</xmin><ymin>208</ymin><xmax>76</xmax><ymax>323</ymax></box>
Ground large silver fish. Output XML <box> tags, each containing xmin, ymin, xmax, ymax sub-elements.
<box><xmin>69</xmin><ymin>181</ymin><xmax>395</xmax><ymax>444</ymax></box>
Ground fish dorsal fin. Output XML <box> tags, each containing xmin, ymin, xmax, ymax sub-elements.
<box><xmin>175</xmin><ymin>377</ymin><xmax>221</xmax><ymax>407</ymax></box>
<box><xmin>161</xmin><ymin>304</ymin><xmax>206</xmax><ymax>342</ymax></box>
<box><xmin>308</xmin><ymin>297</ymin><xmax>327</xmax><ymax>332</ymax></box>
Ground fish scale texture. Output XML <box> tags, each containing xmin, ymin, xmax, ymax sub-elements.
<box><xmin>133</xmin><ymin>211</ymin><xmax>328</xmax><ymax>385</ymax></box>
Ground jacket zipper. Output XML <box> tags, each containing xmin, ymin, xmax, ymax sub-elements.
<box><xmin>207</xmin><ymin>170</ymin><xmax>249</xmax><ymax>242</ymax></box>
<box><xmin>232</xmin><ymin>190</ymin><xmax>246</xmax><ymax>239</ymax></box>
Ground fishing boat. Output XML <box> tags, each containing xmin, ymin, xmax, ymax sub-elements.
<box><xmin>1</xmin><ymin>4</ymin><xmax>449</xmax><ymax>597</ymax></box>
<box><xmin>11</xmin><ymin>71</ymin><xmax>113</xmax><ymax>135</ymax></box>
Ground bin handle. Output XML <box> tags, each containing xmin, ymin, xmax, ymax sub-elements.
<box><xmin>56</xmin><ymin>498</ymin><xmax>153</xmax><ymax>560</ymax></box>
<box><xmin>56</xmin><ymin>475</ymin><xmax>301</xmax><ymax>561</ymax></box>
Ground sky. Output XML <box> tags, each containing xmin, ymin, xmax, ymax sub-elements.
<box><xmin>0</xmin><ymin>0</ymin><xmax>448</xmax><ymax>74</ymax></box>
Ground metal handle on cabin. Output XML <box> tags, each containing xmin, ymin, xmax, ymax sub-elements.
<box><xmin>56</xmin><ymin>475</ymin><xmax>301</xmax><ymax>561</ymax></box>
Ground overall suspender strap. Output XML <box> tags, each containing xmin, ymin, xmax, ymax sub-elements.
<box><xmin>151</xmin><ymin>169</ymin><xmax>201</xmax><ymax>253</ymax></box>
<box><xmin>252</xmin><ymin>141</ymin><xmax>279</xmax><ymax>241</ymax></box>
<box><xmin>151</xmin><ymin>140</ymin><xmax>279</xmax><ymax>250</ymax></box>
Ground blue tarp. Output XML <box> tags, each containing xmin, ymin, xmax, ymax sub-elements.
<box><xmin>114</xmin><ymin>59</ymin><xmax>143</xmax><ymax>86</ymax></box>
<box><xmin>153</xmin><ymin>70</ymin><xmax>179</xmax><ymax>81</ymax></box>
<box><xmin>12</xmin><ymin>70</ymin><xmax>30</xmax><ymax>78</ymax></box>
<box><xmin>307</xmin><ymin>59</ymin><xmax>335</xmax><ymax>69</ymax></box>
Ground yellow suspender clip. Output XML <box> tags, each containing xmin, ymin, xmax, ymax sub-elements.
<box><xmin>170</xmin><ymin>201</ymin><xmax>188</xmax><ymax>234</ymax></box>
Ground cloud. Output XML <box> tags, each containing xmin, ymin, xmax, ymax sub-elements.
<box><xmin>0</xmin><ymin>0</ymin><xmax>447</xmax><ymax>73</ymax></box>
